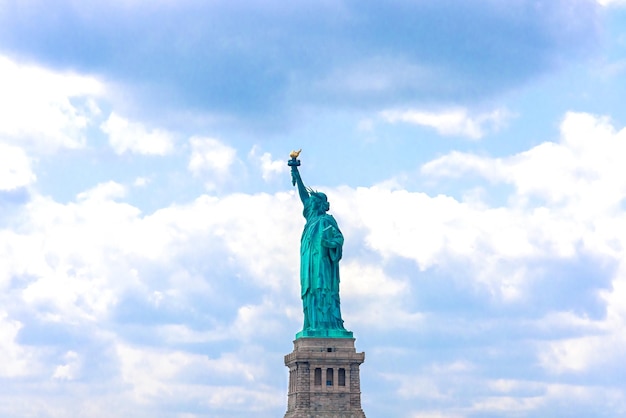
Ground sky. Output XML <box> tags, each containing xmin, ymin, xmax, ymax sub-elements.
<box><xmin>2</xmin><ymin>0</ymin><xmax>626</xmax><ymax>417</ymax></box>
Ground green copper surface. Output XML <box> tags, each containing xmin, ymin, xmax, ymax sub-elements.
<box><xmin>289</xmin><ymin>154</ymin><xmax>352</xmax><ymax>339</ymax></box>
<box><xmin>296</xmin><ymin>329</ymin><xmax>353</xmax><ymax>339</ymax></box>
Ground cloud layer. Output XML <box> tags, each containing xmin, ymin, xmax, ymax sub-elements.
<box><xmin>2</xmin><ymin>108</ymin><xmax>626</xmax><ymax>416</ymax></box>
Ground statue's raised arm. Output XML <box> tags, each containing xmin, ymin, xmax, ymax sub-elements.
<box><xmin>288</xmin><ymin>149</ymin><xmax>308</xmax><ymax>205</ymax></box>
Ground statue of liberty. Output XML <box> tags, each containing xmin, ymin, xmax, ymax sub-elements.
<box><xmin>288</xmin><ymin>150</ymin><xmax>353</xmax><ymax>339</ymax></box>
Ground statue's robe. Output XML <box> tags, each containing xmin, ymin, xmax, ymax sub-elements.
<box><xmin>300</xmin><ymin>211</ymin><xmax>345</xmax><ymax>331</ymax></box>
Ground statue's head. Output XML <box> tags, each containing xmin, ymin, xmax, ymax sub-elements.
<box><xmin>309</xmin><ymin>191</ymin><xmax>330</xmax><ymax>213</ymax></box>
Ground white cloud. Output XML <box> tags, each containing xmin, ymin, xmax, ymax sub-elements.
<box><xmin>188</xmin><ymin>137</ymin><xmax>237</xmax><ymax>189</ymax></box>
<box><xmin>248</xmin><ymin>146</ymin><xmax>287</xmax><ymax>181</ymax></box>
<box><xmin>466</xmin><ymin>381</ymin><xmax>625</xmax><ymax>416</ymax></box>
<box><xmin>131</xmin><ymin>190</ymin><xmax>301</xmax><ymax>291</ymax></box>
<box><xmin>331</xmin><ymin>186</ymin><xmax>533</xmax><ymax>300</ymax></box>
<box><xmin>538</xmin><ymin>335</ymin><xmax>610</xmax><ymax>373</ymax></box>
<box><xmin>188</xmin><ymin>137</ymin><xmax>236</xmax><ymax>174</ymax></box>
<box><xmin>0</xmin><ymin>312</ymin><xmax>37</xmax><ymax>377</ymax></box>
<box><xmin>153</xmin><ymin>324</ymin><xmax>224</xmax><ymax>345</ymax></box>
<box><xmin>405</xmin><ymin>378</ymin><xmax>625</xmax><ymax>418</ymax></box>
<box><xmin>76</xmin><ymin>180</ymin><xmax>127</xmax><ymax>202</ymax></box>
<box><xmin>52</xmin><ymin>350</ymin><xmax>81</xmax><ymax>380</ymax></box>
<box><xmin>339</xmin><ymin>261</ymin><xmax>423</xmax><ymax>330</ymax></box>
<box><xmin>419</xmin><ymin>111</ymin><xmax>626</xmax><ymax>264</ymax></box>
<box><xmin>101</xmin><ymin>112</ymin><xmax>174</xmax><ymax>155</ymax></box>
<box><xmin>231</xmin><ymin>301</ymin><xmax>289</xmax><ymax>341</ymax></box>
<box><xmin>1</xmin><ymin>181</ymin><xmax>302</xmax><ymax>327</ymax></box>
<box><xmin>597</xmin><ymin>0</ymin><xmax>626</xmax><ymax>6</ymax></box>
<box><xmin>0</xmin><ymin>55</ymin><xmax>103</xmax><ymax>151</ymax></box>
<box><xmin>470</xmin><ymin>395</ymin><xmax>544</xmax><ymax>413</ymax></box>
<box><xmin>9</xmin><ymin>184</ymin><xmax>141</xmax><ymax>322</ymax></box>
<box><xmin>417</xmin><ymin>112</ymin><xmax>626</xmax><ymax>376</ymax></box>
<box><xmin>421</xmin><ymin>150</ymin><xmax>505</xmax><ymax>179</ymax></box>
<box><xmin>116</xmin><ymin>343</ymin><xmax>274</xmax><ymax>407</ymax></box>
<box><xmin>536</xmin><ymin>268</ymin><xmax>626</xmax><ymax>375</ymax></box>
<box><xmin>133</xmin><ymin>177</ymin><xmax>150</xmax><ymax>187</ymax></box>
<box><xmin>423</xmin><ymin>112</ymin><xmax>626</xmax><ymax>214</ymax></box>
<box><xmin>381</xmin><ymin>107</ymin><xmax>511</xmax><ymax>139</ymax></box>
<box><xmin>341</xmin><ymin>262</ymin><xmax>406</xmax><ymax>298</ymax></box>
<box><xmin>0</xmin><ymin>143</ymin><xmax>36</xmax><ymax>190</ymax></box>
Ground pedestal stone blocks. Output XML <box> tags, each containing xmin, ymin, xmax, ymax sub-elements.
<box><xmin>284</xmin><ymin>338</ymin><xmax>366</xmax><ymax>418</ymax></box>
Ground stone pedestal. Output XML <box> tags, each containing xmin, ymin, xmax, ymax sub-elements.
<box><xmin>284</xmin><ymin>338</ymin><xmax>366</xmax><ymax>418</ymax></box>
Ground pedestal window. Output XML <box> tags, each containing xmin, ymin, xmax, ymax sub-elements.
<box><xmin>338</xmin><ymin>368</ymin><xmax>346</xmax><ymax>386</ymax></box>
<box><xmin>314</xmin><ymin>368</ymin><xmax>322</xmax><ymax>386</ymax></box>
